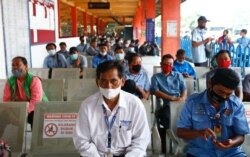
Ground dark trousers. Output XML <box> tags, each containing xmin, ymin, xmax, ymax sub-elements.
<box><xmin>194</xmin><ymin>61</ymin><xmax>208</xmax><ymax>67</ymax></box>
<box><xmin>27</xmin><ymin>111</ymin><xmax>34</xmax><ymax>130</ymax></box>
<box><xmin>187</xmin><ymin>154</ymin><xmax>196</xmax><ymax>157</ymax></box>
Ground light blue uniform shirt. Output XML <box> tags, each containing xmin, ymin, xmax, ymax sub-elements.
<box><xmin>177</xmin><ymin>90</ymin><xmax>249</xmax><ymax>157</ymax></box>
<box><xmin>150</xmin><ymin>72</ymin><xmax>186</xmax><ymax>104</ymax></box>
<box><xmin>236</xmin><ymin>37</ymin><xmax>250</xmax><ymax>48</ymax></box>
<box><xmin>124</xmin><ymin>70</ymin><xmax>150</xmax><ymax>92</ymax></box>
<box><xmin>92</xmin><ymin>54</ymin><xmax>113</xmax><ymax>68</ymax></box>
<box><xmin>67</xmin><ymin>55</ymin><xmax>88</xmax><ymax>68</ymax></box>
<box><xmin>43</xmin><ymin>53</ymin><xmax>67</xmax><ymax>68</ymax></box>
<box><xmin>77</xmin><ymin>43</ymin><xmax>88</xmax><ymax>53</ymax></box>
<box><xmin>173</xmin><ymin>60</ymin><xmax>197</xmax><ymax>79</ymax></box>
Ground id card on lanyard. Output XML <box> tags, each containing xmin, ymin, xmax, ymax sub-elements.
<box><xmin>102</xmin><ymin>104</ymin><xmax>120</xmax><ymax>149</ymax></box>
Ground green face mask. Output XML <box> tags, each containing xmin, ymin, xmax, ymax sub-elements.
<box><xmin>70</xmin><ymin>54</ymin><xmax>78</xmax><ymax>60</ymax></box>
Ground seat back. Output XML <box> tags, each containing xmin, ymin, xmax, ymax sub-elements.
<box><xmin>67</xmin><ymin>79</ymin><xmax>98</xmax><ymax>101</ymax></box>
<box><xmin>0</xmin><ymin>79</ymin><xmax>6</xmax><ymax>101</ymax></box>
<box><xmin>29</xmin><ymin>68</ymin><xmax>50</xmax><ymax>79</ymax></box>
<box><xmin>0</xmin><ymin>102</ymin><xmax>28</xmax><ymax>155</ymax></box>
<box><xmin>243</xmin><ymin>102</ymin><xmax>250</xmax><ymax>130</ymax></box>
<box><xmin>194</xmin><ymin>67</ymin><xmax>210</xmax><ymax>78</ymax></box>
<box><xmin>197</xmin><ymin>78</ymin><xmax>207</xmax><ymax>92</ymax></box>
<box><xmin>231</xmin><ymin>67</ymin><xmax>242</xmax><ymax>78</ymax></box>
<box><xmin>169</xmin><ymin>102</ymin><xmax>185</xmax><ymax>136</ymax></box>
<box><xmin>83</xmin><ymin>68</ymin><xmax>96</xmax><ymax>79</ymax></box>
<box><xmin>185</xmin><ymin>78</ymin><xmax>197</xmax><ymax>96</ymax></box>
<box><xmin>242</xmin><ymin>135</ymin><xmax>250</xmax><ymax>157</ymax></box>
<box><xmin>30</xmin><ymin>101</ymin><xmax>81</xmax><ymax>155</ymax></box>
<box><xmin>51</xmin><ymin>68</ymin><xmax>79</xmax><ymax>79</ymax></box>
<box><xmin>153</xmin><ymin>66</ymin><xmax>161</xmax><ymax>74</ymax></box>
<box><xmin>86</xmin><ymin>56</ymin><xmax>93</xmax><ymax>68</ymax></box>
<box><xmin>42</xmin><ymin>79</ymin><xmax>64</xmax><ymax>101</ymax></box>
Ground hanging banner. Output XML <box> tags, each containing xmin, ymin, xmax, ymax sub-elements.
<box><xmin>28</xmin><ymin>0</ymin><xmax>55</xmax><ymax>44</ymax></box>
<box><xmin>43</xmin><ymin>113</ymin><xmax>77</xmax><ymax>138</ymax></box>
<box><xmin>146</xmin><ymin>18</ymin><xmax>155</xmax><ymax>43</ymax></box>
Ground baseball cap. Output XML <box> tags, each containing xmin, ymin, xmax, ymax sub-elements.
<box><xmin>198</xmin><ymin>16</ymin><xmax>210</xmax><ymax>22</ymax></box>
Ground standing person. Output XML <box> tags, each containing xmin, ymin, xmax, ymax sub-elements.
<box><xmin>217</xmin><ymin>30</ymin><xmax>232</xmax><ymax>45</ymax></box>
<box><xmin>67</xmin><ymin>47</ymin><xmax>88</xmax><ymax>78</ymax></box>
<box><xmin>151</xmin><ymin>54</ymin><xmax>187</xmax><ymax>153</ymax></box>
<box><xmin>57</xmin><ymin>42</ymin><xmax>70</xmax><ymax>59</ymax></box>
<box><xmin>3</xmin><ymin>56</ymin><xmax>48</xmax><ymax>129</ymax></box>
<box><xmin>191</xmin><ymin>16</ymin><xmax>213</xmax><ymax>67</ymax></box>
<box><xmin>234</xmin><ymin>29</ymin><xmax>250</xmax><ymax>48</ymax></box>
<box><xmin>124</xmin><ymin>53</ymin><xmax>150</xmax><ymax>99</ymax></box>
<box><xmin>173</xmin><ymin>49</ymin><xmax>197</xmax><ymax>79</ymax></box>
<box><xmin>43</xmin><ymin>43</ymin><xmax>67</xmax><ymax>68</ymax></box>
<box><xmin>76</xmin><ymin>35</ymin><xmax>88</xmax><ymax>54</ymax></box>
<box><xmin>177</xmin><ymin>68</ymin><xmax>249</xmax><ymax>157</ymax></box>
<box><xmin>73</xmin><ymin>61</ymin><xmax>150</xmax><ymax>157</ymax></box>
<box><xmin>206</xmin><ymin>50</ymin><xmax>243</xmax><ymax>101</ymax></box>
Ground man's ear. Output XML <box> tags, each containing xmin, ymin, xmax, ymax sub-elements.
<box><xmin>96</xmin><ymin>78</ymin><xmax>99</xmax><ymax>87</ymax></box>
<box><xmin>208</xmin><ymin>80</ymin><xmax>212</xmax><ymax>89</ymax></box>
<box><xmin>121</xmin><ymin>77</ymin><xmax>125</xmax><ymax>87</ymax></box>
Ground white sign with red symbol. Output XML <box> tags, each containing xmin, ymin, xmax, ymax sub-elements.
<box><xmin>43</xmin><ymin>113</ymin><xmax>77</xmax><ymax>138</ymax></box>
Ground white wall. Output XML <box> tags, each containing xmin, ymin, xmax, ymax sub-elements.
<box><xmin>30</xmin><ymin>0</ymin><xmax>81</xmax><ymax>68</ymax></box>
<box><xmin>0</xmin><ymin>1</ymin><xmax>6</xmax><ymax>79</ymax></box>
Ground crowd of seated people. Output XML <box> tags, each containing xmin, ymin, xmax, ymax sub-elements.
<box><xmin>1</xmin><ymin>33</ymin><xmax>250</xmax><ymax>157</ymax></box>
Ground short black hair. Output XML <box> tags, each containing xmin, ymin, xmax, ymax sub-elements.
<box><xmin>114</xmin><ymin>46</ymin><xmax>123</xmax><ymax>52</ymax></box>
<box><xmin>59</xmin><ymin>42</ymin><xmax>66</xmax><ymax>46</ymax></box>
<box><xmin>161</xmin><ymin>54</ymin><xmax>174</xmax><ymax>63</ymax></box>
<box><xmin>69</xmin><ymin>47</ymin><xmax>78</xmax><ymax>54</ymax></box>
<box><xmin>96</xmin><ymin>61</ymin><xmax>124</xmax><ymax>79</ymax></box>
<box><xmin>176</xmin><ymin>49</ymin><xmax>185</xmax><ymax>56</ymax></box>
<box><xmin>127</xmin><ymin>53</ymin><xmax>141</xmax><ymax>64</ymax></box>
<box><xmin>79</xmin><ymin>35</ymin><xmax>84</xmax><ymax>40</ymax></box>
<box><xmin>46</xmin><ymin>43</ymin><xmax>56</xmax><ymax>50</ymax></box>
<box><xmin>12</xmin><ymin>56</ymin><xmax>28</xmax><ymax>65</ymax></box>
<box><xmin>211</xmin><ymin>68</ymin><xmax>240</xmax><ymax>89</ymax></box>
<box><xmin>241</xmin><ymin>29</ymin><xmax>247</xmax><ymax>34</ymax></box>
<box><xmin>216</xmin><ymin>50</ymin><xmax>231</xmax><ymax>59</ymax></box>
<box><xmin>224</xmin><ymin>29</ymin><xmax>229</xmax><ymax>34</ymax></box>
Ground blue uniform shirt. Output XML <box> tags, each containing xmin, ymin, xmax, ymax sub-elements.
<box><xmin>178</xmin><ymin>90</ymin><xmax>249</xmax><ymax>157</ymax></box>
<box><xmin>150</xmin><ymin>71</ymin><xmax>186</xmax><ymax>104</ymax></box>
<box><xmin>236</xmin><ymin>37</ymin><xmax>250</xmax><ymax>48</ymax></box>
<box><xmin>43</xmin><ymin>53</ymin><xmax>68</xmax><ymax>68</ymax></box>
<box><xmin>124</xmin><ymin>69</ymin><xmax>150</xmax><ymax>92</ymax></box>
<box><xmin>173</xmin><ymin>60</ymin><xmax>197</xmax><ymax>79</ymax></box>
<box><xmin>92</xmin><ymin>54</ymin><xmax>113</xmax><ymax>68</ymax></box>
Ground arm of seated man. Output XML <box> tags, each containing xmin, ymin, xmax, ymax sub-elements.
<box><xmin>153</xmin><ymin>90</ymin><xmax>180</xmax><ymax>101</ymax></box>
<box><xmin>136</xmin><ymin>86</ymin><xmax>150</xmax><ymax>100</ymax></box>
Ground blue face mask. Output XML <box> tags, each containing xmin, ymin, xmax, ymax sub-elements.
<box><xmin>115</xmin><ymin>53</ymin><xmax>124</xmax><ymax>60</ymax></box>
<box><xmin>12</xmin><ymin>69</ymin><xmax>24</xmax><ymax>78</ymax></box>
<box><xmin>176</xmin><ymin>60</ymin><xmax>184</xmax><ymax>64</ymax></box>
<box><xmin>70</xmin><ymin>54</ymin><xmax>78</xmax><ymax>60</ymax></box>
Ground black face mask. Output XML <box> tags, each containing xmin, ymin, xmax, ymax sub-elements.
<box><xmin>209</xmin><ymin>89</ymin><xmax>228</xmax><ymax>104</ymax></box>
<box><xmin>132</xmin><ymin>64</ymin><xmax>141</xmax><ymax>73</ymax></box>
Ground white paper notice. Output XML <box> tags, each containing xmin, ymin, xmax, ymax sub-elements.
<box><xmin>167</xmin><ymin>20</ymin><xmax>177</xmax><ymax>37</ymax></box>
<box><xmin>43</xmin><ymin>113</ymin><xmax>77</xmax><ymax>138</ymax></box>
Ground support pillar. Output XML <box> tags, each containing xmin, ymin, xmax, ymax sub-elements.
<box><xmin>161</xmin><ymin>0</ymin><xmax>181</xmax><ymax>56</ymax></box>
<box><xmin>71</xmin><ymin>6</ymin><xmax>77</xmax><ymax>37</ymax></box>
<box><xmin>90</xmin><ymin>15</ymin><xmax>94</xmax><ymax>36</ymax></box>
<box><xmin>83</xmin><ymin>11</ymin><xmax>87</xmax><ymax>36</ymax></box>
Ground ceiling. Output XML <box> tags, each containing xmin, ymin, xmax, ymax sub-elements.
<box><xmin>59</xmin><ymin>0</ymin><xmax>187</xmax><ymax>25</ymax></box>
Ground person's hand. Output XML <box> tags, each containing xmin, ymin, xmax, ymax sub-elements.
<box><xmin>204</xmin><ymin>37</ymin><xmax>214</xmax><ymax>43</ymax></box>
<box><xmin>182</xmin><ymin>73</ymin><xmax>189</xmax><ymax>78</ymax></box>
<box><xmin>75</xmin><ymin>58</ymin><xmax>81</xmax><ymax>66</ymax></box>
<box><xmin>214</xmin><ymin>139</ymin><xmax>234</xmax><ymax>149</ymax></box>
<box><xmin>198</xmin><ymin>128</ymin><xmax>217</xmax><ymax>141</ymax></box>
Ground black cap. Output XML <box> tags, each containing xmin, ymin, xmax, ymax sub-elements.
<box><xmin>198</xmin><ymin>16</ymin><xmax>210</xmax><ymax>22</ymax></box>
<box><xmin>98</xmin><ymin>42</ymin><xmax>108</xmax><ymax>47</ymax></box>
<box><xmin>211</xmin><ymin>68</ymin><xmax>240</xmax><ymax>90</ymax></box>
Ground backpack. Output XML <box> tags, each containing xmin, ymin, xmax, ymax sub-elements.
<box><xmin>0</xmin><ymin>140</ymin><xmax>11</xmax><ymax>157</ymax></box>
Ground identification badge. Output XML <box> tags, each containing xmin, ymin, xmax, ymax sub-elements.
<box><xmin>214</xmin><ymin>125</ymin><xmax>222</xmax><ymax>140</ymax></box>
<box><xmin>104</xmin><ymin>152</ymin><xmax>113</xmax><ymax>157</ymax></box>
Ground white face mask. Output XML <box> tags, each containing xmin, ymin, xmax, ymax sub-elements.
<box><xmin>99</xmin><ymin>86</ymin><xmax>121</xmax><ymax>99</ymax></box>
<box><xmin>48</xmin><ymin>49</ymin><xmax>56</xmax><ymax>56</ymax></box>
<box><xmin>176</xmin><ymin>60</ymin><xmax>184</xmax><ymax>64</ymax></box>
<box><xmin>100</xmin><ymin>51</ymin><xmax>107</xmax><ymax>56</ymax></box>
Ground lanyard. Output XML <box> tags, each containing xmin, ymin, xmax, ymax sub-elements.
<box><xmin>102</xmin><ymin>104</ymin><xmax>120</xmax><ymax>148</ymax></box>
